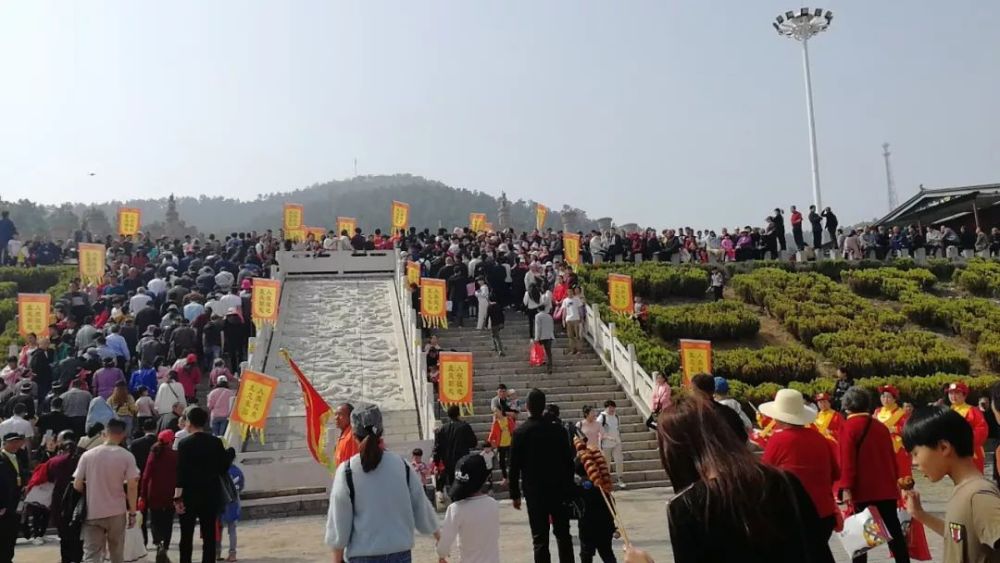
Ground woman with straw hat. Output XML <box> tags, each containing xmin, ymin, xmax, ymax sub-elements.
<box><xmin>760</xmin><ymin>389</ymin><xmax>838</xmax><ymax>563</ymax></box>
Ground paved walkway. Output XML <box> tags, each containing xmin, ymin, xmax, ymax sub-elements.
<box><xmin>16</xmin><ymin>474</ymin><xmax>950</xmax><ymax>562</ymax></box>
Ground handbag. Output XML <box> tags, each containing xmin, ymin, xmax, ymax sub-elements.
<box><xmin>529</xmin><ymin>342</ymin><xmax>546</xmax><ymax>367</ymax></box>
<box><xmin>122</xmin><ymin>513</ymin><xmax>149</xmax><ymax>562</ymax></box>
<box><xmin>836</xmin><ymin>506</ymin><xmax>890</xmax><ymax>559</ymax></box>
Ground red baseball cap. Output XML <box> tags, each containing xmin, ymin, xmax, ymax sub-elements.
<box><xmin>877</xmin><ymin>385</ymin><xmax>899</xmax><ymax>399</ymax></box>
<box><xmin>946</xmin><ymin>381</ymin><xmax>969</xmax><ymax>395</ymax></box>
<box><xmin>186</xmin><ymin>353</ymin><xmax>198</xmax><ymax>364</ymax></box>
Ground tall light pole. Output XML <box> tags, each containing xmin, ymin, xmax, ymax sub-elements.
<box><xmin>774</xmin><ymin>8</ymin><xmax>833</xmax><ymax>211</ymax></box>
<box><xmin>882</xmin><ymin>143</ymin><xmax>898</xmax><ymax>212</ymax></box>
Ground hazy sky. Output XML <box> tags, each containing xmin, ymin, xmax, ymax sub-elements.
<box><xmin>1</xmin><ymin>1</ymin><xmax>997</xmax><ymax>228</ymax></box>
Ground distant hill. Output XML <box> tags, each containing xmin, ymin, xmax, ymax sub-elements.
<box><xmin>3</xmin><ymin>174</ymin><xmax>598</xmax><ymax>239</ymax></box>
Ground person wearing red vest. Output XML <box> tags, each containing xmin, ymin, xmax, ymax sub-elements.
<box><xmin>838</xmin><ymin>387</ymin><xmax>911</xmax><ymax>563</ymax></box>
<box><xmin>874</xmin><ymin>385</ymin><xmax>931</xmax><ymax>560</ymax></box>
<box><xmin>813</xmin><ymin>392</ymin><xmax>844</xmax><ymax>442</ymax></box>
<box><xmin>947</xmin><ymin>381</ymin><xmax>989</xmax><ymax>473</ymax></box>
<box><xmin>761</xmin><ymin>389</ymin><xmax>839</xmax><ymax>563</ymax></box>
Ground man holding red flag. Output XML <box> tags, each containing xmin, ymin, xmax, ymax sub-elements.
<box><xmin>334</xmin><ymin>404</ymin><xmax>358</xmax><ymax>466</ymax></box>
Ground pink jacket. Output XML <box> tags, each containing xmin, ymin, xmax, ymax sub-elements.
<box><xmin>651</xmin><ymin>382</ymin><xmax>672</xmax><ymax>412</ymax></box>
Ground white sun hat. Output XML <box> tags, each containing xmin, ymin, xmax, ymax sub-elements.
<box><xmin>758</xmin><ymin>388</ymin><xmax>818</xmax><ymax>426</ymax></box>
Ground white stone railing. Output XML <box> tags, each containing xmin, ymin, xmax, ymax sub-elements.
<box><xmin>582</xmin><ymin>304</ymin><xmax>653</xmax><ymax>419</ymax></box>
<box><xmin>394</xmin><ymin>257</ymin><xmax>436</xmax><ymax>441</ymax></box>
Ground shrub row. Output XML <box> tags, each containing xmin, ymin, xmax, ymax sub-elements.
<box><xmin>601</xmin><ymin>307</ymin><xmax>816</xmax><ymax>385</ymax></box>
<box><xmin>732</xmin><ymin>268</ymin><xmax>906</xmax><ymax>344</ymax></box>
<box><xmin>712</xmin><ymin>345</ymin><xmax>818</xmax><ymax>385</ymax></box>
<box><xmin>811</xmin><ymin>329</ymin><xmax>971</xmax><ymax>377</ymax></box>
<box><xmin>0</xmin><ymin>267</ymin><xmax>70</xmax><ymax>293</ymax></box>
<box><xmin>901</xmin><ymin>292</ymin><xmax>1000</xmax><ymax>371</ymax></box>
<box><xmin>953</xmin><ymin>258</ymin><xmax>1000</xmax><ymax>297</ymax></box>
<box><xmin>0</xmin><ymin>266</ymin><xmax>77</xmax><ymax>350</ymax></box>
<box><xmin>709</xmin><ymin>256</ymin><xmax>957</xmax><ymax>282</ymax></box>
<box><xmin>841</xmin><ymin>267</ymin><xmax>936</xmax><ymax>300</ymax></box>
<box><xmin>578</xmin><ymin>263</ymin><xmax>710</xmax><ymax>299</ymax></box>
<box><xmin>731</xmin><ymin>268</ymin><xmax>966</xmax><ymax>376</ymax></box>
<box><xmin>648</xmin><ymin>301</ymin><xmax>760</xmax><ymax>341</ymax></box>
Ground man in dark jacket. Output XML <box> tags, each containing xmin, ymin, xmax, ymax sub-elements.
<box><xmin>808</xmin><ymin>205</ymin><xmax>824</xmax><ymax>249</ymax></box>
<box><xmin>0</xmin><ymin>432</ymin><xmax>28</xmax><ymax>563</ymax></box>
<box><xmin>432</xmin><ymin>405</ymin><xmax>477</xmax><ymax>494</ymax></box>
<box><xmin>773</xmin><ymin>208</ymin><xmax>787</xmax><ymax>252</ymax></box>
<box><xmin>447</xmin><ymin>266</ymin><xmax>469</xmax><ymax>328</ymax></box>
<box><xmin>822</xmin><ymin>207</ymin><xmax>839</xmax><ymax>249</ymax></box>
<box><xmin>175</xmin><ymin>407</ymin><xmax>233</xmax><ymax>563</ymax></box>
<box><xmin>508</xmin><ymin>388</ymin><xmax>576</xmax><ymax>563</ymax></box>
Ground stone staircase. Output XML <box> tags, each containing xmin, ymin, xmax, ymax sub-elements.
<box><xmin>433</xmin><ymin>313</ymin><xmax>669</xmax><ymax>498</ymax></box>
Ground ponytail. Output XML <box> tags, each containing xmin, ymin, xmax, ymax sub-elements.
<box><xmin>359</xmin><ymin>432</ymin><xmax>383</xmax><ymax>473</ymax></box>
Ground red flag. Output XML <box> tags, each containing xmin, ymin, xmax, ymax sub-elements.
<box><xmin>280</xmin><ymin>350</ymin><xmax>335</xmax><ymax>471</ymax></box>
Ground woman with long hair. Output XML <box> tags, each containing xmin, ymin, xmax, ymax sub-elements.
<box><xmin>625</xmin><ymin>394</ymin><xmax>832</xmax><ymax>563</ymax></box>
<box><xmin>107</xmin><ymin>380</ymin><xmax>138</xmax><ymax>438</ymax></box>
<box><xmin>325</xmin><ymin>405</ymin><xmax>439</xmax><ymax>563</ymax></box>
<box><xmin>141</xmin><ymin>430</ymin><xmax>178</xmax><ymax>561</ymax></box>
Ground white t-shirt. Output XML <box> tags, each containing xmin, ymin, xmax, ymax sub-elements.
<box><xmin>436</xmin><ymin>495</ymin><xmax>501</xmax><ymax>563</ymax></box>
<box><xmin>563</xmin><ymin>297</ymin><xmax>583</xmax><ymax>322</ymax></box>
<box><xmin>147</xmin><ymin>278</ymin><xmax>167</xmax><ymax>296</ymax></box>
<box><xmin>129</xmin><ymin>293</ymin><xmax>152</xmax><ymax>313</ymax></box>
<box><xmin>598</xmin><ymin>410</ymin><xmax>621</xmax><ymax>444</ymax></box>
<box><xmin>0</xmin><ymin>415</ymin><xmax>33</xmax><ymax>440</ymax></box>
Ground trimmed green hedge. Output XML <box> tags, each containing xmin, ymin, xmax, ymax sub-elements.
<box><xmin>841</xmin><ymin>267</ymin><xmax>936</xmax><ymax>300</ymax></box>
<box><xmin>954</xmin><ymin>258</ymin><xmax>1000</xmax><ymax>297</ymax></box>
<box><xmin>0</xmin><ymin>267</ymin><xmax>69</xmax><ymax>293</ymax></box>
<box><xmin>732</xmin><ymin>268</ymin><xmax>907</xmax><ymax>345</ymax></box>
<box><xmin>713</xmin><ymin>345</ymin><xmax>818</xmax><ymax>385</ymax></box>
<box><xmin>811</xmin><ymin>329</ymin><xmax>970</xmax><ymax>377</ymax></box>
<box><xmin>901</xmin><ymin>292</ymin><xmax>1000</xmax><ymax>371</ymax></box>
<box><xmin>648</xmin><ymin>301</ymin><xmax>759</xmax><ymax>341</ymax></box>
<box><xmin>0</xmin><ymin>266</ymin><xmax>77</xmax><ymax>350</ymax></box>
<box><xmin>732</xmin><ymin>268</ymin><xmax>966</xmax><ymax>376</ymax></box>
<box><xmin>0</xmin><ymin>282</ymin><xmax>17</xmax><ymax>299</ymax></box>
<box><xmin>578</xmin><ymin>264</ymin><xmax>710</xmax><ymax>299</ymax></box>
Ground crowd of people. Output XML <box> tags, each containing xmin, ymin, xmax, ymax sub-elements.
<box><xmin>0</xmin><ymin>229</ymin><xmax>274</xmax><ymax>562</ymax></box>
<box><xmin>2</xmin><ymin>205</ymin><xmax>1000</xmax><ymax>563</ymax></box>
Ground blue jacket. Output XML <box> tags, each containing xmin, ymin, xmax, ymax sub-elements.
<box><xmin>222</xmin><ymin>464</ymin><xmax>245</xmax><ymax>523</ymax></box>
<box><xmin>129</xmin><ymin>367</ymin><xmax>158</xmax><ymax>397</ymax></box>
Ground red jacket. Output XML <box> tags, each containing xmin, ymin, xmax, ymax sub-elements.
<box><xmin>837</xmin><ymin>414</ymin><xmax>898</xmax><ymax>503</ymax></box>
<box><xmin>141</xmin><ymin>446</ymin><xmax>178</xmax><ymax>510</ymax></box>
<box><xmin>762</xmin><ymin>426</ymin><xmax>839</xmax><ymax>518</ymax></box>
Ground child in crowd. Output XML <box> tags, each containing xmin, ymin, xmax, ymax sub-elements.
<box><xmin>436</xmin><ymin>454</ymin><xmax>501</xmax><ymax>563</ymax></box>
<box><xmin>487</xmin><ymin>409</ymin><xmax>514</xmax><ymax>486</ymax></box>
<box><xmin>479</xmin><ymin>440</ymin><xmax>498</xmax><ymax>493</ymax></box>
<box><xmin>902</xmin><ymin>406</ymin><xmax>1000</xmax><ymax>562</ymax></box>
<box><xmin>218</xmin><ymin>451</ymin><xmax>245</xmax><ymax>562</ymax></box>
<box><xmin>506</xmin><ymin>389</ymin><xmax>521</xmax><ymax>419</ymax></box>
<box><xmin>410</xmin><ymin>447</ymin><xmax>435</xmax><ymax>505</ymax></box>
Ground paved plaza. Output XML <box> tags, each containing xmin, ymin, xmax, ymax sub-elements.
<box><xmin>17</xmin><ymin>473</ymin><xmax>952</xmax><ymax>562</ymax></box>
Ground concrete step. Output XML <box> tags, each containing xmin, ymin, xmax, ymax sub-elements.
<box><xmin>241</xmin><ymin>492</ymin><xmax>329</xmax><ymax>520</ymax></box>
<box><xmin>484</xmin><ymin>475</ymin><xmax>672</xmax><ymax>500</ymax></box>
<box><xmin>467</xmin><ymin>420</ymin><xmax>649</xmax><ymax>434</ymax></box>
<box><xmin>472</xmin><ymin>383</ymin><xmax>621</xmax><ymax>394</ymax></box>
<box><xmin>472</xmin><ymin>375</ymin><xmax>617</xmax><ymax>386</ymax></box>
<box><xmin>472</xmin><ymin>390</ymin><xmax>629</xmax><ymax>405</ymax></box>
